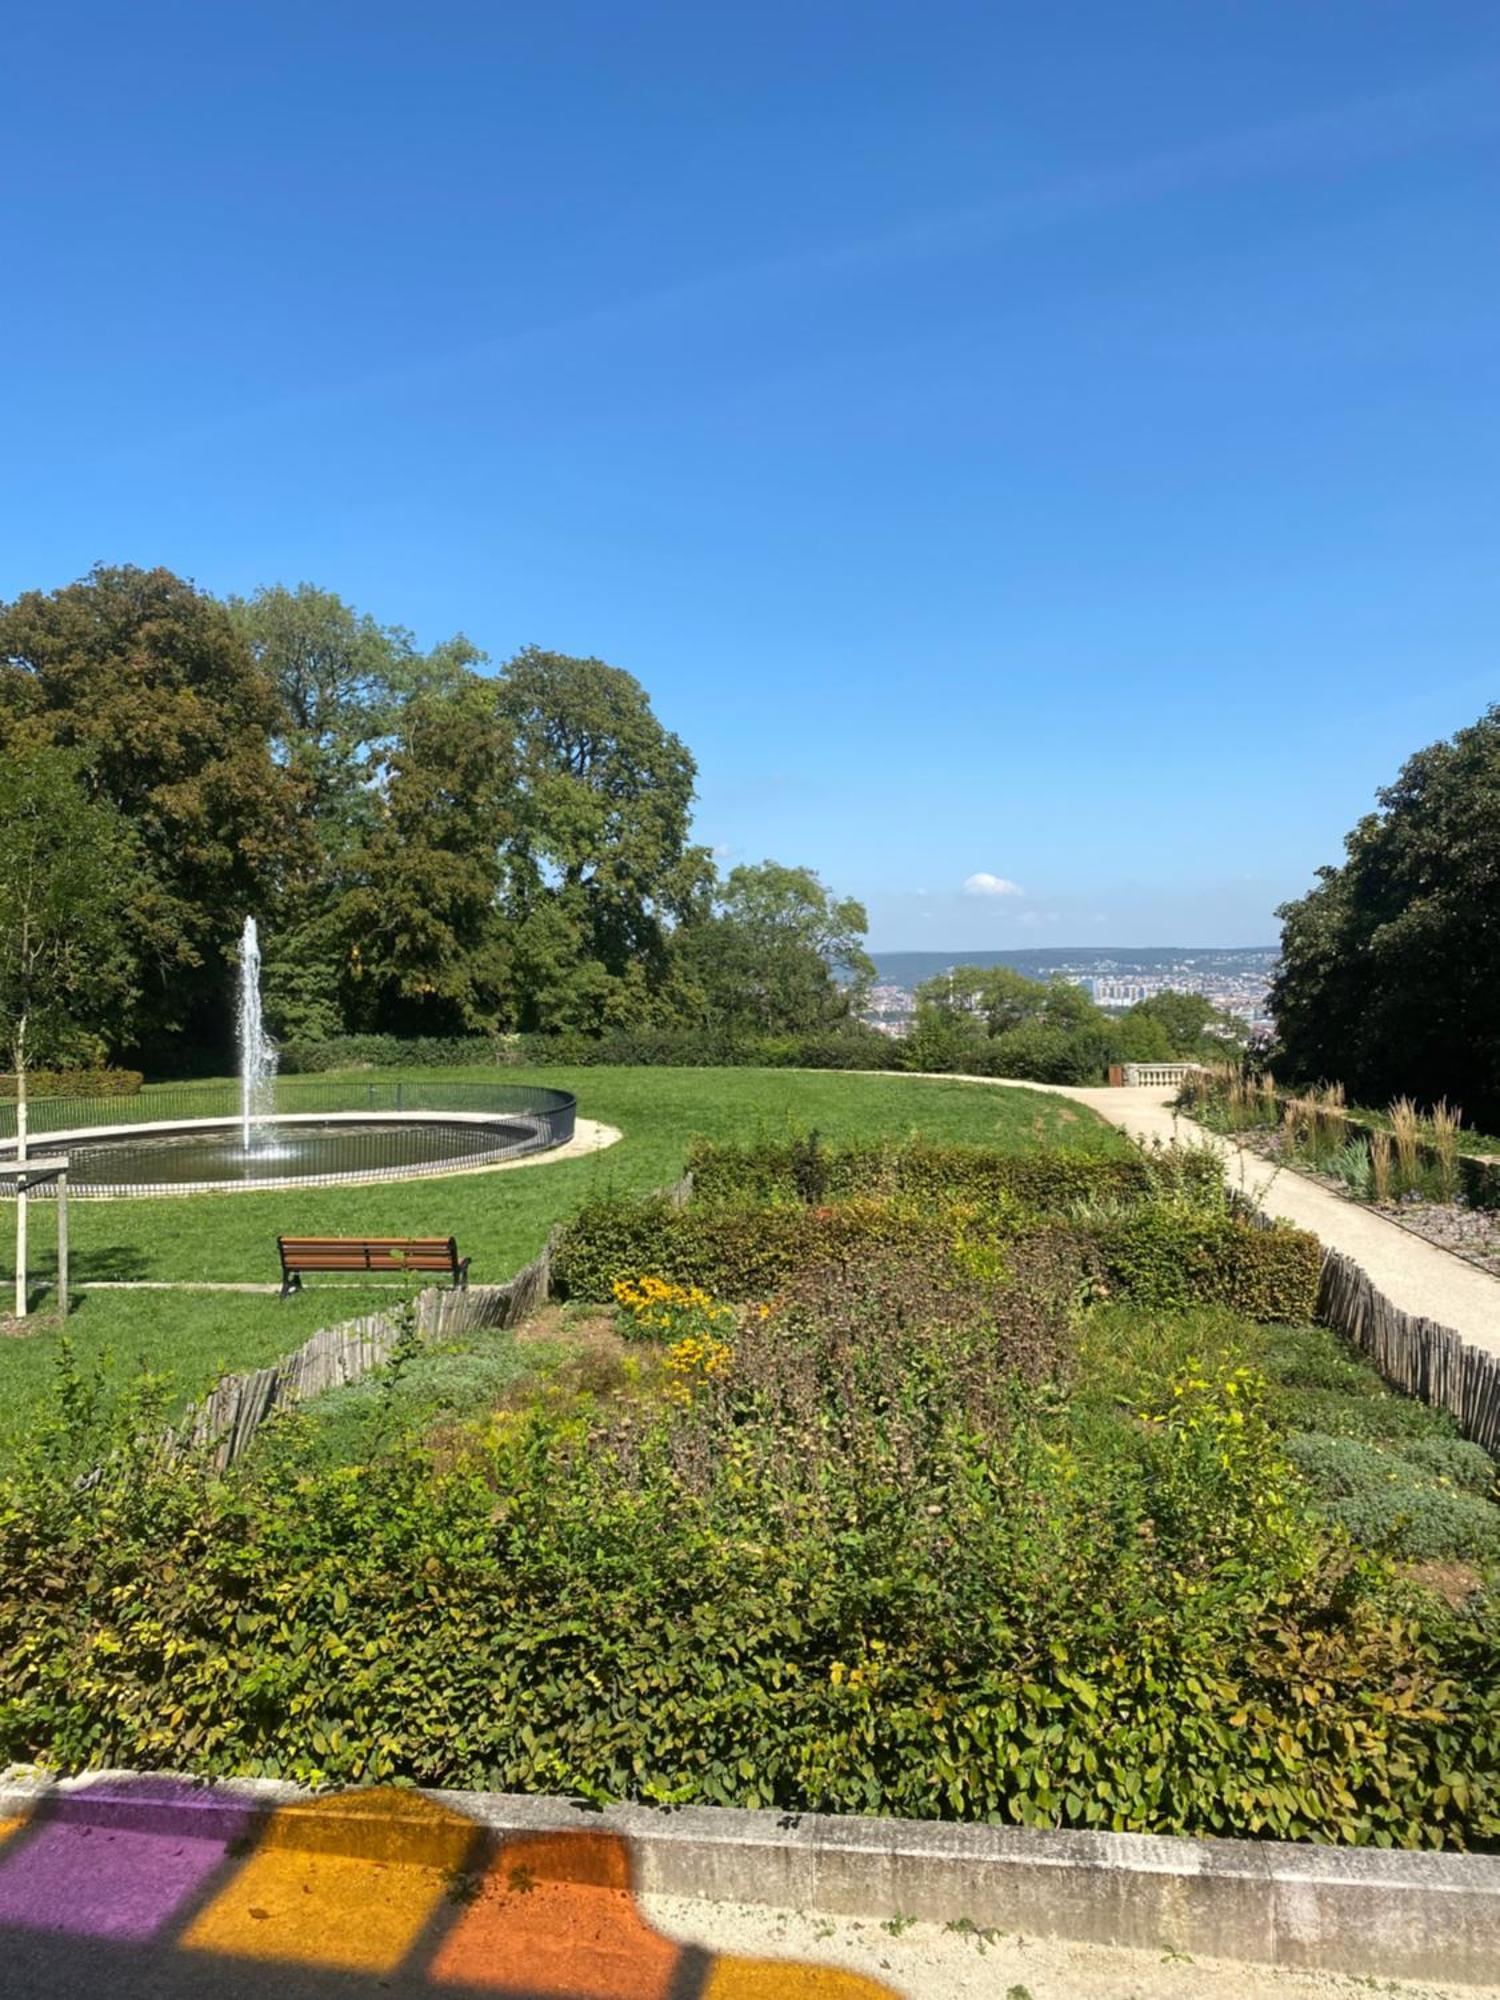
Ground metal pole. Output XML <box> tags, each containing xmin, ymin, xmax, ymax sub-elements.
<box><xmin>13</xmin><ymin>1081</ymin><xmax>26</xmax><ymax>1321</ymax></box>
<box><xmin>55</xmin><ymin>1172</ymin><xmax>68</xmax><ymax>1324</ymax></box>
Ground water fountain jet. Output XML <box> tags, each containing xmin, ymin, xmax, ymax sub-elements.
<box><xmin>236</xmin><ymin>917</ymin><xmax>278</xmax><ymax>1152</ymax></box>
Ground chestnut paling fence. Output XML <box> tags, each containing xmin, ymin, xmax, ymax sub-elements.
<box><xmin>171</xmin><ymin>1176</ymin><xmax>694</xmax><ymax>1468</ymax></box>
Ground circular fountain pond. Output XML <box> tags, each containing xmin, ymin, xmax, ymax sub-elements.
<box><xmin>0</xmin><ymin>1089</ymin><xmax>578</xmax><ymax>1198</ymax></box>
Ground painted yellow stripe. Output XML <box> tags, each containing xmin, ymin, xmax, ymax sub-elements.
<box><xmin>183</xmin><ymin>1788</ymin><xmax>473</xmax><ymax>1972</ymax></box>
<box><xmin>0</xmin><ymin>1816</ymin><xmax>24</xmax><ymax>1846</ymax></box>
<box><xmin>703</xmin><ymin>1958</ymin><xmax>899</xmax><ymax>1998</ymax></box>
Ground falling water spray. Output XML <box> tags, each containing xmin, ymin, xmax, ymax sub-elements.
<box><xmin>237</xmin><ymin>917</ymin><xmax>277</xmax><ymax>1152</ymax></box>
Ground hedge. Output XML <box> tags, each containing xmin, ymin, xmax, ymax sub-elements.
<box><xmin>277</xmin><ymin>1027</ymin><xmax>904</xmax><ymax>1075</ymax></box>
<box><xmin>686</xmin><ymin>1137</ymin><xmax>1221</xmax><ymax>1212</ymax></box>
<box><xmin>554</xmin><ymin>1192</ymin><xmax>1322</xmax><ymax>1324</ymax></box>
<box><xmin>279</xmin><ymin>1034</ymin><xmax>507</xmax><ymax>1073</ymax></box>
<box><xmin>1086</xmin><ymin>1210</ymin><xmax>1323</xmax><ymax>1322</ymax></box>
<box><xmin>0</xmin><ymin>1068</ymin><xmax>143</xmax><ymax>1100</ymax></box>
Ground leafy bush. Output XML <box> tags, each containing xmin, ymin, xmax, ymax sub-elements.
<box><xmin>556</xmin><ymin>1184</ymin><xmax>1320</xmax><ymax>1322</ymax></box>
<box><xmin>554</xmin><ymin>1195</ymin><xmax>939</xmax><ymax>1303</ymax></box>
<box><xmin>0</xmin><ymin>1067</ymin><xmax>143</xmax><ymax>1099</ymax></box>
<box><xmin>279</xmin><ymin>1034</ymin><xmax>506</xmax><ymax>1072</ymax></box>
<box><xmin>2</xmin><ymin>1340</ymin><xmax>1496</xmax><ymax>1847</ymax></box>
<box><xmin>1087</xmin><ymin>1210</ymin><xmax>1322</xmax><ymax>1322</ymax></box>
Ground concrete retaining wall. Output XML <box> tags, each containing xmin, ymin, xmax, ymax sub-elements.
<box><xmin>2</xmin><ymin>1774</ymin><xmax>1496</xmax><ymax>1984</ymax></box>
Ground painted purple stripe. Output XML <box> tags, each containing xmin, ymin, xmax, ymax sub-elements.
<box><xmin>0</xmin><ymin>1778</ymin><xmax>264</xmax><ymax>1942</ymax></box>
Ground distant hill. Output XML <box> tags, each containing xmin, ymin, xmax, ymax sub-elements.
<box><xmin>869</xmin><ymin>947</ymin><xmax>1277</xmax><ymax>988</ymax></box>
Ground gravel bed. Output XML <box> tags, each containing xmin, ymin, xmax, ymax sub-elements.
<box><xmin>1230</xmin><ymin>1128</ymin><xmax>1500</xmax><ymax>1278</ymax></box>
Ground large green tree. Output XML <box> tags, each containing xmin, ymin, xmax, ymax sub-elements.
<box><xmin>496</xmin><ymin>648</ymin><xmax>711</xmax><ymax>1032</ymax></box>
<box><xmin>0</xmin><ymin>566</ymin><xmax>300</xmax><ymax>1054</ymax></box>
<box><xmin>1272</xmin><ymin>705</ymin><xmax>1500</xmax><ymax>1123</ymax></box>
<box><xmin>228</xmin><ymin>583</ymin><xmax>486</xmax><ymax>1040</ymax></box>
<box><xmin>338</xmin><ymin>681</ymin><xmax>515</xmax><ymax>1035</ymax></box>
<box><xmin>0</xmin><ymin>750</ymin><xmax>136</xmax><ymax>1316</ymax></box>
<box><xmin>674</xmin><ymin>862</ymin><xmax>873</xmax><ymax>1034</ymax></box>
<box><xmin>905</xmin><ymin>965</ymin><xmax>1114</xmax><ymax>1081</ymax></box>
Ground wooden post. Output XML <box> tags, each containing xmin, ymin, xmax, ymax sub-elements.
<box><xmin>55</xmin><ymin>1171</ymin><xmax>68</xmax><ymax>1324</ymax></box>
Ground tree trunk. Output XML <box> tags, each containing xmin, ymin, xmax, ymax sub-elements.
<box><xmin>13</xmin><ymin>1010</ymin><xmax>28</xmax><ymax>1320</ymax></box>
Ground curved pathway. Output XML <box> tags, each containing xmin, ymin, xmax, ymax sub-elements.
<box><xmin>956</xmin><ymin>1076</ymin><xmax>1500</xmax><ymax>1361</ymax></box>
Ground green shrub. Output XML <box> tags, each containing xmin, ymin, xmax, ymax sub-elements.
<box><xmin>1285</xmin><ymin>1432</ymin><xmax>1500</xmax><ymax>1563</ymax></box>
<box><xmin>557</xmin><ymin>1185</ymin><xmax>1320</xmax><ymax>1322</ymax></box>
<box><xmin>0</xmin><ymin>1067</ymin><xmax>143</xmax><ymax>1099</ymax></box>
<box><xmin>554</xmin><ymin>1195</ymin><xmax>939</xmax><ymax>1303</ymax></box>
<box><xmin>1088</xmin><ymin>1211</ymin><xmax>1322</xmax><ymax>1322</ymax></box>
<box><xmin>279</xmin><ymin>1034</ymin><xmax>505</xmax><ymax>1072</ymax></box>
<box><xmin>1</xmin><ymin>1344</ymin><xmax>1496</xmax><ymax>1847</ymax></box>
<box><xmin>685</xmin><ymin>1138</ymin><xmax>1218</xmax><ymax>1212</ymax></box>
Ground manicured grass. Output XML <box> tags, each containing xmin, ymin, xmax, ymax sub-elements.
<box><xmin>0</xmin><ymin>1066</ymin><xmax>1122</xmax><ymax>1447</ymax></box>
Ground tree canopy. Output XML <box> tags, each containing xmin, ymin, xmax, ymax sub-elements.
<box><xmin>1272</xmin><ymin>705</ymin><xmax>1500</xmax><ymax>1125</ymax></box>
<box><xmin>675</xmin><ymin>862</ymin><xmax>873</xmax><ymax>1035</ymax></box>
<box><xmin>0</xmin><ymin>566</ymin><xmax>298</xmax><ymax>1054</ymax></box>
<box><xmin>0</xmin><ymin>749</ymin><xmax>136</xmax><ymax>1083</ymax></box>
<box><xmin>0</xmin><ymin>566</ymin><xmax>875</xmax><ymax>1067</ymax></box>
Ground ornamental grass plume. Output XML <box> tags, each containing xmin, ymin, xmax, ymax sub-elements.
<box><xmin>1389</xmin><ymin>1097</ymin><xmax>1422</xmax><ymax>1195</ymax></box>
<box><xmin>1428</xmin><ymin>1098</ymin><xmax>1463</xmax><ymax>1204</ymax></box>
<box><xmin>1369</xmin><ymin>1128</ymin><xmax>1394</xmax><ymax>1204</ymax></box>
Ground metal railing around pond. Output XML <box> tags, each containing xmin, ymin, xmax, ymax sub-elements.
<box><xmin>0</xmin><ymin>1081</ymin><xmax>577</xmax><ymax>1196</ymax></box>
<box><xmin>0</xmin><ymin>1079</ymin><xmax>575</xmax><ymax>1143</ymax></box>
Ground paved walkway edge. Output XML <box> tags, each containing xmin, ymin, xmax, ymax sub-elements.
<box><xmin>3</xmin><ymin>1772</ymin><xmax>1498</xmax><ymax>1983</ymax></box>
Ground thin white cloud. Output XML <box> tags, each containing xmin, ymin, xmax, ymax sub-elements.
<box><xmin>155</xmin><ymin>63</ymin><xmax>1499</xmax><ymax>453</ymax></box>
<box><xmin>963</xmin><ymin>872</ymin><xmax>1024</xmax><ymax>899</ymax></box>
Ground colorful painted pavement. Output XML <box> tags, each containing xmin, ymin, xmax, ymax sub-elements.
<box><xmin>0</xmin><ymin>1778</ymin><xmax>896</xmax><ymax>1999</ymax></box>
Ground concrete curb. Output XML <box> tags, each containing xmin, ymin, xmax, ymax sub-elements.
<box><xmin>4</xmin><ymin>1773</ymin><xmax>1498</xmax><ymax>1983</ymax></box>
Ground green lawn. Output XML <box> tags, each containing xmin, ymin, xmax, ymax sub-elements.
<box><xmin>0</xmin><ymin>1065</ymin><xmax>1122</xmax><ymax>1450</ymax></box>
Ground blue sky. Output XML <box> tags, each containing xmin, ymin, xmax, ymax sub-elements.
<box><xmin>5</xmin><ymin>2</ymin><xmax>1498</xmax><ymax>948</ymax></box>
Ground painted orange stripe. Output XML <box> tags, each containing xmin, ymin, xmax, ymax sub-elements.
<box><xmin>0</xmin><ymin>1816</ymin><xmax>24</xmax><ymax>1845</ymax></box>
<box><xmin>183</xmin><ymin>1788</ymin><xmax>473</xmax><ymax>1972</ymax></box>
<box><xmin>431</xmin><ymin>1830</ymin><xmax>682</xmax><ymax>1997</ymax></box>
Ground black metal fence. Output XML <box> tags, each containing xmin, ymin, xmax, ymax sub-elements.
<box><xmin>0</xmin><ymin>1079</ymin><xmax>575</xmax><ymax>1139</ymax></box>
<box><xmin>0</xmin><ymin>1082</ymin><xmax>577</xmax><ymax>1197</ymax></box>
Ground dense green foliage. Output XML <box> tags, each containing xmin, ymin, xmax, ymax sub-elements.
<box><xmin>0</xmin><ymin>570</ymin><xmax>300</xmax><ymax>1059</ymax></box>
<box><xmin>554</xmin><ymin>1182</ymin><xmax>1321</xmax><ymax>1323</ymax></box>
<box><xmin>0</xmin><ymin>1068</ymin><xmax>143</xmax><ymax>1100</ymax></box>
<box><xmin>0</xmin><ymin>567</ymin><xmax>880</xmax><ymax>1066</ymax></box>
<box><xmin>684</xmin><ymin>1135</ymin><xmax>1221</xmax><ymax>1208</ymax></box>
<box><xmin>1</xmin><ymin>1246</ymin><xmax>1494</xmax><ymax>1844</ymax></box>
<box><xmin>0</xmin><ymin>749</ymin><xmax>138</xmax><ymax>1082</ymax></box>
<box><xmin>904</xmin><ymin>964</ymin><xmax>1244</xmax><ymax>1083</ymax></box>
<box><xmin>1272</xmin><ymin>704</ymin><xmax>1500</xmax><ymax>1127</ymax></box>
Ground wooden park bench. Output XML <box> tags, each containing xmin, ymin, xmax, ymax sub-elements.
<box><xmin>277</xmin><ymin>1235</ymin><xmax>470</xmax><ymax>1299</ymax></box>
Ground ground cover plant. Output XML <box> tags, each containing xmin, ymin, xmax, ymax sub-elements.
<box><xmin>2</xmin><ymin>1130</ymin><xmax>1496</xmax><ymax>1848</ymax></box>
<box><xmin>0</xmin><ymin>1066</ymin><xmax>1122</xmax><ymax>1449</ymax></box>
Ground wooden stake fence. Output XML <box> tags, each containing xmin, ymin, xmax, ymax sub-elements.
<box><xmin>1315</xmin><ymin>1244</ymin><xmax>1500</xmax><ymax>1454</ymax></box>
<box><xmin>177</xmin><ymin>1227</ymin><xmax>563</xmax><ymax>1468</ymax></box>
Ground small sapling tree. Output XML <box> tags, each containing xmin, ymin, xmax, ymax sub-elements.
<box><xmin>0</xmin><ymin>750</ymin><xmax>134</xmax><ymax>1318</ymax></box>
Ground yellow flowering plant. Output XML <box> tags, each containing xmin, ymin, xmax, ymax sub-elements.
<box><xmin>612</xmin><ymin>1274</ymin><xmax>736</xmax><ymax>1344</ymax></box>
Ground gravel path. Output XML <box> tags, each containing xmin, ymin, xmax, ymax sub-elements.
<box><xmin>649</xmin><ymin>1891</ymin><xmax>1499</xmax><ymax>1999</ymax></box>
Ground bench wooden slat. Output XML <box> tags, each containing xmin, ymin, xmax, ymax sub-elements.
<box><xmin>277</xmin><ymin>1234</ymin><xmax>469</xmax><ymax>1297</ymax></box>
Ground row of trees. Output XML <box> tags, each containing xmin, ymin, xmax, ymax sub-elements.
<box><xmin>0</xmin><ymin>566</ymin><xmax>874</xmax><ymax>1072</ymax></box>
<box><xmin>903</xmin><ymin>965</ymin><xmax>1244</xmax><ymax>1082</ymax></box>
